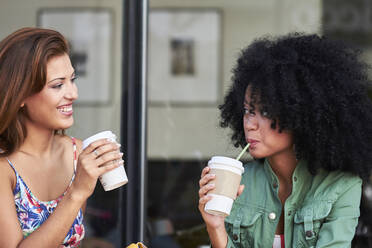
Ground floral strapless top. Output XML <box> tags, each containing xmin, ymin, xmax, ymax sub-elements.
<box><xmin>7</xmin><ymin>137</ymin><xmax>85</xmax><ymax>247</ymax></box>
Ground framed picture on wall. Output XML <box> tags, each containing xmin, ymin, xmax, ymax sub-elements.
<box><xmin>148</xmin><ymin>9</ymin><xmax>222</xmax><ymax>105</ymax></box>
<box><xmin>38</xmin><ymin>8</ymin><xmax>113</xmax><ymax>105</ymax></box>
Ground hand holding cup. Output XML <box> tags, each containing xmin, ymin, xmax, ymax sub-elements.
<box><xmin>73</xmin><ymin>137</ymin><xmax>123</xmax><ymax>198</ymax></box>
<box><xmin>82</xmin><ymin>131</ymin><xmax>128</xmax><ymax>191</ymax></box>
<box><xmin>198</xmin><ymin>158</ymin><xmax>245</xmax><ymax>228</ymax></box>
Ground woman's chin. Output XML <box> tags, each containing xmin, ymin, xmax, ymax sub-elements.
<box><xmin>55</xmin><ymin>120</ymin><xmax>74</xmax><ymax>130</ymax></box>
<box><xmin>250</xmin><ymin>152</ymin><xmax>265</xmax><ymax>160</ymax></box>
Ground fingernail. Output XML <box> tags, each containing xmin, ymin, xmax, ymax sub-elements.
<box><xmin>118</xmin><ymin>160</ymin><xmax>124</xmax><ymax>165</ymax></box>
<box><xmin>119</xmin><ymin>152</ymin><xmax>124</xmax><ymax>156</ymax></box>
<box><xmin>117</xmin><ymin>143</ymin><xmax>121</xmax><ymax>148</ymax></box>
<box><xmin>208</xmin><ymin>183</ymin><xmax>215</xmax><ymax>188</ymax></box>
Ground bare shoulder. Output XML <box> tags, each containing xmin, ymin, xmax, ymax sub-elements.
<box><xmin>0</xmin><ymin>157</ymin><xmax>25</xmax><ymax>245</ymax></box>
<box><xmin>74</xmin><ymin>138</ymin><xmax>83</xmax><ymax>154</ymax></box>
<box><xmin>0</xmin><ymin>157</ymin><xmax>15</xmax><ymax>186</ymax></box>
<box><xmin>56</xmin><ymin>134</ymin><xmax>81</xmax><ymax>149</ymax></box>
<box><xmin>0</xmin><ymin>157</ymin><xmax>8</xmax><ymax>167</ymax></box>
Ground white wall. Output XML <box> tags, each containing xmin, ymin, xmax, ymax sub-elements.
<box><xmin>0</xmin><ymin>0</ymin><xmax>123</xmax><ymax>141</ymax></box>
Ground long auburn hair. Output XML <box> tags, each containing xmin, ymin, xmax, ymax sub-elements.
<box><xmin>0</xmin><ymin>27</ymin><xmax>69</xmax><ymax>157</ymax></box>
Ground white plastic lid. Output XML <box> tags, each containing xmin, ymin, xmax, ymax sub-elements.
<box><xmin>208</xmin><ymin>156</ymin><xmax>244</xmax><ymax>174</ymax></box>
<box><xmin>82</xmin><ymin>130</ymin><xmax>115</xmax><ymax>149</ymax></box>
<box><xmin>204</xmin><ymin>193</ymin><xmax>234</xmax><ymax>216</ymax></box>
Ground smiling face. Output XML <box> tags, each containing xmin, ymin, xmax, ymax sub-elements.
<box><xmin>243</xmin><ymin>87</ymin><xmax>294</xmax><ymax>160</ymax></box>
<box><xmin>23</xmin><ymin>53</ymin><xmax>78</xmax><ymax>131</ymax></box>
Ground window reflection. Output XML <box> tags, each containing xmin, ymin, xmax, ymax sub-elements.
<box><xmin>147</xmin><ymin>160</ymin><xmax>208</xmax><ymax>247</ymax></box>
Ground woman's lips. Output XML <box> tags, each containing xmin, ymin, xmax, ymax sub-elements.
<box><xmin>247</xmin><ymin>139</ymin><xmax>259</xmax><ymax>148</ymax></box>
<box><xmin>57</xmin><ymin>104</ymin><xmax>73</xmax><ymax>116</ymax></box>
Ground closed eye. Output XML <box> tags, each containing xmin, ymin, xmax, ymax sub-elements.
<box><xmin>51</xmin><ymin>83</ymin><xmax>63</xmax><ymax>89</ymax></box>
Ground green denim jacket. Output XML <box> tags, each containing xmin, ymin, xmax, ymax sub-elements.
<box><xmin>225</xmin><ymin>159</ymin><xmax>362</xmax><ymax>248</ymax></box>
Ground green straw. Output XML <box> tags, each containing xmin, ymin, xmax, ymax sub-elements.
<box><xmin>236</xmin><ymin>143</ymin><xmax>250</xmax><ymax>161</ymax></box>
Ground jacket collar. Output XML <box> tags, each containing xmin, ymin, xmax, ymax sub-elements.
<box><xmin>263</xmin><ymin>159</ymin><xmax>313</xmax><ymax>205</ymax></box>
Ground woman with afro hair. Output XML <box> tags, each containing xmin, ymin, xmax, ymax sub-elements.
<box><xmin>198</xmin><ymin>33</ymin><xmax>372</xmax><ymax>248</ymax></box>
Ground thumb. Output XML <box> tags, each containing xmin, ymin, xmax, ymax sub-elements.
<box><xmin>237</xmin><ymin>184</ymin><xmax>245</xmax><ymax>197</ymax></box>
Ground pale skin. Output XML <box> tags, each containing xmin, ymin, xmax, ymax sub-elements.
<box><xmin>0</xmin><ymin>53</ymin><xmax>123</xmax><ymax>248</ymax></box>
<box><xmin>198</xmin><ymin>87</ymin><xmax>297</xmax><ymax>248</ymax></box>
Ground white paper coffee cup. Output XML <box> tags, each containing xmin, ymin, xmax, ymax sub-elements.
<box><xmin>82</xmin><ymin>130</ymin><xmax>128</xmax><ymax>191</ymax></box>
<box><xmin>204</xmin><ymin>156</ymin><xmax>244</xmax><ymax>216</ymax></box>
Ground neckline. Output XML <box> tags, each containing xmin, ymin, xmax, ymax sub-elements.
<box><xmin>17</xmin><ymin>171</ymin><xmax>65</xmax><ymax>205</ymax></box>
<box><xmin>8</xmin><ymin>137</ymin><xmax>77</xmax><ymax>205</ymax></box>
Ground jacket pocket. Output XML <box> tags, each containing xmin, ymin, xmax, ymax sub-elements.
<box><xmin>225</xmin><ymin>205</ymin><xmax>263</xmax><ymax>247</ymax></box>
<box><xmin>293</xmin><ymin>201</ymin><xmax>333</xmax><ymax>248</ymax></box>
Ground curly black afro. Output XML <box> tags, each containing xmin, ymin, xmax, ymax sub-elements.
<box><xmin>220</xmin><ymin>33</ymin><xmax>372</xmax><ymax>179</ymax></box>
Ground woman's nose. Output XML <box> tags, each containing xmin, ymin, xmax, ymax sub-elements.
<box><xmin>65</xmin><ymin>82</ymin><xmax>78</xmax><ymax>100</ymax></box>
<box><xmin>244</xmin><ymin>115</ymin><xmax>258</xmax><ymax>131</ymax></box>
